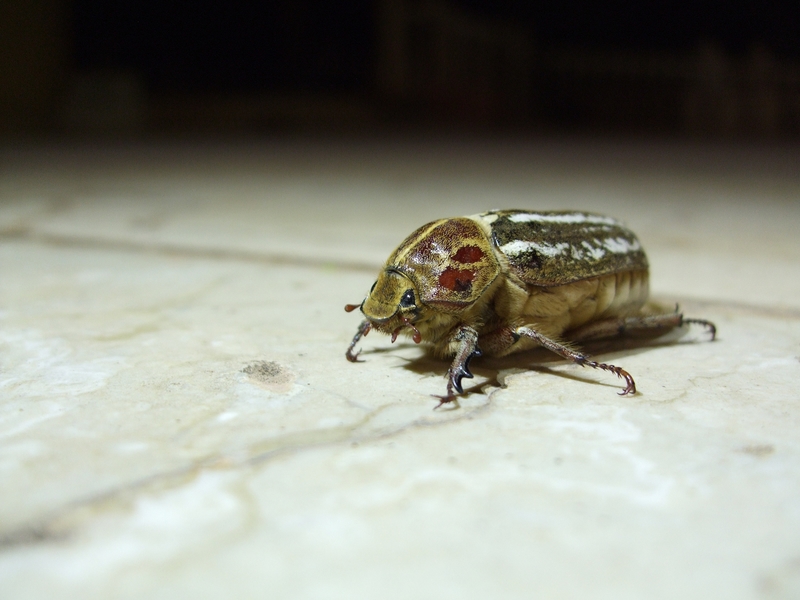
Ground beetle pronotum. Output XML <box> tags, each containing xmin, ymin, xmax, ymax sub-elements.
<box><xmin>345</xmin><ymin>210</ymin><xmax>715</xmax><ymax>407</ymax></box>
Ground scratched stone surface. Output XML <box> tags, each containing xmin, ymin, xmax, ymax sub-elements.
<box><xmin>1</xmin><ymin>140</ymin><xmax>799</xmax><ymax>600</ymax></box>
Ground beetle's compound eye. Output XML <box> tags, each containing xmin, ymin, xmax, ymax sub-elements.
<box><xmin>399</xmin><ymin>289</ymin><xmax>415</xmax><ymax>308</ymax></box>
<box><xmin>370</xmin><ymin>280</ymin><xmax>377</xmax><ymax>294</ymax></box>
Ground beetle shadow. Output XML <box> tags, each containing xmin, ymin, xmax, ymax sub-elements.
<box><xmin>381</xmin><ymin>324</ymin><xmax>714</xmax><ymax>395</ymax></box>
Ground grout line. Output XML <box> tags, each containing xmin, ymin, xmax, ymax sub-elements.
<box><xmin>0</xmin><ymin>395</ymin><xmax>492</xmax><ymax>550</ymax></box>
<box><xmin>0</xmin><ymin>228</ymin><xmax>380</xmax><ymax>273</ymax></box>
<box><xmin>2</xmin><ymin>228</ymin><xmax>798</xmax><ymax>319</ymax></box>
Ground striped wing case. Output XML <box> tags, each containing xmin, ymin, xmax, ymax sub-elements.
<box><xmin>477</xmin><ymin>210</ymin><xmax>649</xmax><ymax>286</ymax></box>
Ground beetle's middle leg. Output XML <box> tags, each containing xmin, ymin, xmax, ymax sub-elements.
<box><xmin>514</xmin><ymin>326</ymin><xmax>636</xmax><ymax>395</ymax></box>
<box><xmin>435</xmin><ymin>325</ymin><xmax>482</xmax><ymax>408</ymax></box>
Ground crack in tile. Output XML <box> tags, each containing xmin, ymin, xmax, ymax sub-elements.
<box><xmin>0</xmin><ymin>392</ymin><xmax>493</xmax><ymax>551</ymax></box>
<box><xmin>0</xmin><ymin>230</ymin><xmax>379</xmax><ymax>273</ymax></box>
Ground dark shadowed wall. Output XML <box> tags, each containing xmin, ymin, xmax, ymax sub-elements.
<box><xmin>2</xmin><ymin>0</ymin><xmax>799</xmax><ymax>138</ymax></box>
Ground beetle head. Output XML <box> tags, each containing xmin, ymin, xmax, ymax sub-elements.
<box><xmin>346</xmin><ymin>269</ymin><xmax>423</xmax><ymax>342</ymax></box>
<box><xmin>344</xmin><ymin>216</ymin><xmax>502</xmax><ymax>345</ymax></box>
<box><xmin>364</xmin><ymin>269</ymin><xmax>418</xmax><ymax>321</ymax></box>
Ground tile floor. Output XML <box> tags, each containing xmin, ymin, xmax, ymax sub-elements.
<box><xmin>1</xmin><ymin>138</ymin><xmax>799</xmax><ymax>599</ymax></box>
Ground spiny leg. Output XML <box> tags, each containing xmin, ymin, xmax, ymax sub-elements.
<box><xmin>683</xmin><ymin>318</ymin><xmax>717</xmax><ymax>340</ymax></box>
<box><xmin>435</xmin><ymin>325</ymin><xmax>481</xmax><ymax>409</ymax></box>
<box><xmin>346</xmin><ymin>320</ymin><xmax>371</xmax><ymax>362</ymax></box>
<box><xmin>568</xmin><ymin>312</ymin><xmax>716</xmax><ymax>343</ymax></box>
<box><xmin>474</xmin><ymin>326</ymin><xmax>517</xmax><ymax>356</ymax></box>
<box><xmin>515</xmin><ymin>326</ymin><xmax>636</xmax><ymax>395</ymax></box>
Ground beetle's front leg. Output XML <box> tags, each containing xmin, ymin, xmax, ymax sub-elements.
<box><xmin>346</xmin><ymin>320</ymin><xmax>371</xmax><ymax>362</ymax></box>
<box><xmin>435</xmin><ymin>325</ymin><xmax>482</xmax><ymax>408</ymax></box>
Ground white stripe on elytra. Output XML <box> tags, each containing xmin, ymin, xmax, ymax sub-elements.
<box><xmin>603</xmin><ymin>237</ymin><xmax>641</xmax><ymax>253</ymax></box>
<box><xmin>500</xmin><ymin>240</ymin><xmax>571</xmax><ymax>257</ymax></box>
<box><xmin>580</xmin><ymin>240</ymin><xmax>607</xmax><ymax>260</ymax></box>
<box><xmin>506</xmin><ymin>212</ymin><xmax>620</xmax><ymax>225</ymax></box>
<box><xmin>502</xmin><ymin>237</ymin><xmax>640</xmax><ymax>261</ymax></box>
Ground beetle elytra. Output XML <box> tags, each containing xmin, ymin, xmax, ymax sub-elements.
<box><xmin>344</xmin><ymin>210</ymin><xmax>715</xmax><ymax>407</ymax></box>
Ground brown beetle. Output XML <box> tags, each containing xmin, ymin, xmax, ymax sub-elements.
<box><xmin>345</xmin><ymin>210</ymin><xmax>715</xmax><ymax>406</ymax></box>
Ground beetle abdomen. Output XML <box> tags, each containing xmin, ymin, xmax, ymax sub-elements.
<box><xmin>492</xmin><ymin>269</ymin><xmax>650</xmax><ymax>355</ymax></box>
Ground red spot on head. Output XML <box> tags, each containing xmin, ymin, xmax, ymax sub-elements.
<box><xmin>438</xmin><ymin>267</ymin><xmax>476</xmax><ymax>293</ymax></box>
<box><xmin>452</xmin><ymin>245</ymin><xmax>484</xmax><ymax>264</ymax></box>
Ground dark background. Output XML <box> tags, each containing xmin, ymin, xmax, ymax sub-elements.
<box><xmin>2</xmin><ymin>0</ymin><xmax>799</xmax><ymax>138</ymax></box>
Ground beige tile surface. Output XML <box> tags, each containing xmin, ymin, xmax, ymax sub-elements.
<box><xmin>1</xmin><ymin>139</ymin><xmax>799</xmax><ymax>599</ymax></box>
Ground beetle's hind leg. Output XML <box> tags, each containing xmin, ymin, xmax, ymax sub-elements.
<box><xmin>682</xmin><ymin>318</ymin><xmax>717</xmax><ymax>340</ymax></box>
<box><xmin>567</xmin><ymin>312</ymin><xmax>717</xmax><ymax>343</ymax></box>
<box><xmin>514</xmin><ymin>326</ymin><xmax>636</xmax><ymax>395</ymax></box>
<box><xmin>434</xmin><ymin>325</ymin><xmax>482</xmax><ymax>408</ymax></box>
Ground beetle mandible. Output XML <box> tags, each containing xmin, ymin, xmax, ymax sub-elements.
<box><xmin>344</xmin><ymin>210</ymin><xmax>715</xmax><ymax>407</ymax></box>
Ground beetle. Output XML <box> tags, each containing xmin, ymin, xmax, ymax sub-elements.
<box><xmin>344</xmin><ymin>210</ymin><xmax>715</xmax><ymax>407</ymax></box>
